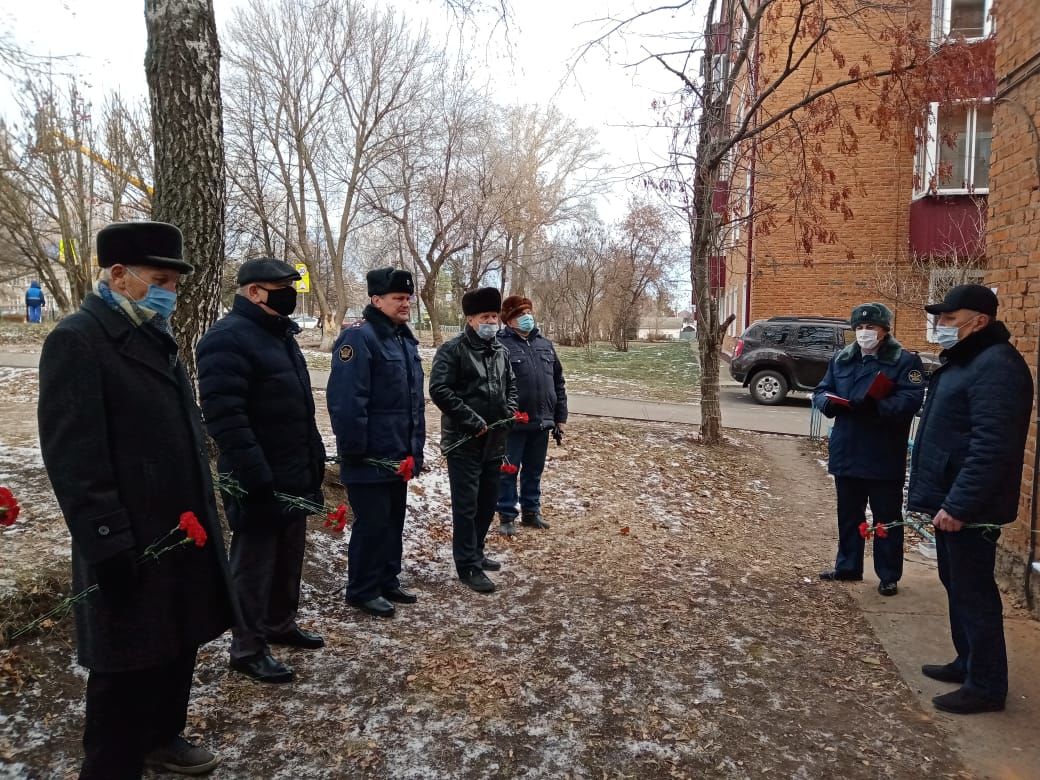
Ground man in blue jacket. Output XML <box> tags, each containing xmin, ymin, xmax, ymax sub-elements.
<box><xmin>198</xmin><ymin>258</ymin><xmax>327</xmax><ymax>684</ymax></box>
<box><xmin>328</xmin><ymin>267</ymin><xmax>425</xmax><ymax>618</ymax></box>
<box><xmin>813</xmin><ymin>303</ymin><xmax>925</xmax><ymax>596</ymax></box>
<box><xmin>25</xmin><ymin>280</ymin><xmax>46</xmax><ymax>323</ymax></box>
<box><xmin>495</xmin><ymin>294</ymin><xmax>568</xmax><ymax>536</ymax></box>
<box><xmin>908</xmin><ymin>284</ymin><xmax>1033</xmax><ymax>715</ymax></box>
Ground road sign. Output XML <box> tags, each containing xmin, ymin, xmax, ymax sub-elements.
<box><xmin>294</xmin><ymin>264</ymin><xmax>310</xmax><ymax>293</ymax></box>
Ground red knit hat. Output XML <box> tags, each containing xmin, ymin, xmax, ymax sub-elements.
<box><xmin>501</xmin><ymin>295</ymin><xmax>533</xmax><ymax>323</ymax></box>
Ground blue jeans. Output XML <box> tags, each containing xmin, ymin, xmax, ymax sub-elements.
<box><xmin>496</xmin><ymin>428</ymin><xmax>550</xmax><ymax>520</ymax></box>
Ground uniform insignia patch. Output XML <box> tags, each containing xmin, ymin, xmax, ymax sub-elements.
<box><xmin>339</xmin><ymin>345</ymin><xmax>354</xmax><ymax>362</ymax></box>
<box><xmin>908</xmin><ymin>369</ymin><xmax>923</xmax><ymax>384</ymax></box>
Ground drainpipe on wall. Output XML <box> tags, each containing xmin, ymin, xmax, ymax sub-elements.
<box><xmin>1025</xmin><ymin>334</ymin><xmax>1040</xmax><ymax>611</ymax></box>
<box><xmin>744</xmin><ymin>141</ymin><xmax>756</xmax><ymax>330</ymax></box>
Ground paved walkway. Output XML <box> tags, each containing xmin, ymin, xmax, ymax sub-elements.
<box><xmin>4</xmin><ymin>353</ymin><xmax>812</xmax><ymax>437</ymax></box>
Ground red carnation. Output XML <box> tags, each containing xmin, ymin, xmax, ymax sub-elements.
<box><xmin>0</xmin><ymin>486</ymin><xmax>19</xmax><ymax>527</ymax></box>
<box><xmin>178</xmin><ymin>511</ymin><xmax>208</xmax><ymax>548</ymax></box>
<box><xmin>513</xmin><ymin>411</ymin><xmax>529</xmax><ymax>424</ymax></box>
<box><xmin>326</xmin><ymin>504</ymin><xmax>349</xmax><ymax>533</ymax></box>
<box><xmin>875</xmin><ymin>523</ymin><xmax>889</xmax><ymax>539</ymax></box>
<box><xmin>858</xmin><ymin>521</ymin><xmax>872</xmax><ymax>540</ymax></box>
<box><xmin>396</xmin><ymin>455</ymin><xmax>416</xmax><ymax>481</ymax></box>
<box><xmin>500</xmin><ymin>462</ymin><xmax>519</xmax><ymax>475</ymax></box>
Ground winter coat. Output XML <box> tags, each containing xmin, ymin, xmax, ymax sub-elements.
<box><xmin>37</xmin><ymin>294</ymin><xmax>234</xmax><ymax>673</ymax></box>
<box><xmin>327</xmin><ymin>305</ymin><xmax>426</xmax><ymax>485</ymax></box>
<box><xmin>907</xmin><ymin>321</ymin><xmax>1034</xmax><ymax>525</ymax></box>
<box><xmin>429</xmin><ymin>326</ymin><xmax>518</xmax><ymax>460</ymax></box>
<box><xmin>497</xmin><ymin>327</ymin><xmax>568</xmax><ymax>431</ymax></box>
<box><xmin>25</xmin><ymin>282</ymin><xmax>45</xmax><ymax>306</ymax></box>
<box><xmin>196</xmin><ymin>296</ymin><xmax>326</xmax><ymax>530</ymax></box>
<box><xmin>813</xmin><ymin>336</ymin><xmax>926</xmax><ymax>481</ymax></box>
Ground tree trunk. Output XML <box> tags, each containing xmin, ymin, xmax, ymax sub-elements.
<box><xmin>145</xmin><ymin>0</ymin><xmax>226</xmax><ymax>385</ymax></box>
<box><xmin>421</xmin><ymin>277</ymin><xmax>443</xmax><ymax>346</ymax></box>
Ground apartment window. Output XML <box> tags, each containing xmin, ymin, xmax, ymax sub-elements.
<box><xmin>925</xmin><ymin>267</ymin><xmax>986</xmax><ymax>342</ymax></box>
<box><xmin>932</xmin><ymin>0</ymin><xmax>991</xmax><ymax>40</ymax></box>
<box><xmin>915</xmin><ymin>102</ymin><xmax>992</xmax><ymax>195</ymax></box>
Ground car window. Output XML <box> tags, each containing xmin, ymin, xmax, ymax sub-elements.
<box><xmin>762</xmin><ymin>325</ymin><xmax>787</xmax><ymax>345</ymax></box>
<box><xmin>795</xmin><ymin>326</ymin><xmax>838</xmax><ymax>349</ymax></box>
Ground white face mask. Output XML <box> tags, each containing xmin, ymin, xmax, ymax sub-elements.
<box><xmin>935</xmin><ymin>315</ymin><xmax>979</xmax><ymax>350</ymax></box>
<box><xmin>855</xmin><ymin>329</ymin><xmax>880</xmax><ymax>350</ymax></box>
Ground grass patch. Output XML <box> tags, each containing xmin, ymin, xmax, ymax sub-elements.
<box><xmin>557</xmin><ymin>340</ymin><xmax>700</xmax><ymax>403</ymax></box>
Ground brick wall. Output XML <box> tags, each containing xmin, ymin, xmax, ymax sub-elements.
<box><xmin>986</xmin><ymin>0</ymin><xmax>1040</xmax><ymax>605</ymax></box>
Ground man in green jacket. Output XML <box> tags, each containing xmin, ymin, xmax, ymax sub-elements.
<box><xmin>429</xmin><ymin>287</ymin><xmax>518</xmax><ymax>593</ymax></box>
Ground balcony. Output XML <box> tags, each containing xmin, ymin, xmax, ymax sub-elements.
<box><xmin>909</xmin><ymin>195</ymin><xmax>986</xmax><ymax>259</ymax></box>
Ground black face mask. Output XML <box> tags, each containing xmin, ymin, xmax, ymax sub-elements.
<box><xmin>262</xmin><ymin>286</ymin><xmax>297</xmax><ymax>316</ymax></box>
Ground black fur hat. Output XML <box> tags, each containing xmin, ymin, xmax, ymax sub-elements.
<box><xmin>96</xmin><ymin>221</ymin><xmax>192</xmax><ymax>273</ymax></box>
<box><xmin>367</xmin><ymin>267</ymin><xmax>414</xmax><ymax>296</ymax></box>
<box><xmin>462</xmin><ymin>287</ymin><xmax>502</xmax><ymax>316</ymax></box>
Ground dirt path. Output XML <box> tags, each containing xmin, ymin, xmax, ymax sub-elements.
<box><xmin>1</xmin><ymin>399</ymin><xmax>976</xmax><ymax>779</ymax></box>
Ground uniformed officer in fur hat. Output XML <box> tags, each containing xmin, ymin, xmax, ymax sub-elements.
<box><xmin>197</xmin><ymin>257</ymin><xmax>327</xmax><ymax>682</ymax></box>
<box><xmin>38</xmin><ymin>221</ymin><xmax>233</xmax><ymax>776</ymax></box>
<box><xmin>813</xmin><ymin>302</ymin><xmax>926</xmax><ymax>596</ymax></box>
<box><xmin>328</xmin><ymin>267</ymin><xmax>426</xmax><ymax>617</ymax></box>
<box><xmin>429</xmin><ymin>287</ymin><xmax>518</xmax><ymax>593</ymax></box>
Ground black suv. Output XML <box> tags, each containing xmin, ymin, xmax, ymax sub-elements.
<box><xmin>728</xmin><ymin>317</ymin><xmax>852</xmax><ymax>405</ymax></box>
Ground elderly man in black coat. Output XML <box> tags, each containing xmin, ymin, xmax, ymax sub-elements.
<box><xmin>37</xmin><ymin>222</ymin><xmax>233</xmax><ymax>779</ymax></box>
<box><xmin>197</xmin><ymin>258</ymin><xmax>326</xmax><ymax>684</ymax></box>
<box><xmin>908</xmin><ymin>284</ymin><xmax>1034</xmax><ymax>715</ymax></box>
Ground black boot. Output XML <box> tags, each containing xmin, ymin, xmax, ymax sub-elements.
<box><xmin>521</xmin><ymin>511</ymin><xmax>550</xmax><ymax>530</ymax></box>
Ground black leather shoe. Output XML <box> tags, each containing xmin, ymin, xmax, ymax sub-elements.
<box><xmin>145</xmin><ymin>736</ymin><xmax>220</xmax><ymax>775</ymax></box>
<box><xmin>878</xmin><ymin>581</ymin><xmax>898</xmax><ymax>596</ymax></box>
<box><xmin>499</xmin><ymin>521</ymin><xmax>518</xmax><ymax>537</ymax></box>
<box><xmin>383</xmin><ymin>587</ymin><xmax>418</xmax><ymax>604</ymax></box>
<box><xmin>932</xmin><ymin>687</ymin><xmax>1005</xmax><ymax>714</ymax></box>
<box><xmin>459</xmin><ymin>568</ymin><xmax>496</xmax><ymax>593</ymax></box>
<box><xmin>480</xmin><ymin>556</ymin><xmax>502</xmax><ymax>571</ymax></box>
<box><xmin>922</xmin><ymin>662</ymin><xmax>967</xmax><ymax>684</ymax></box>
<box><xmin>347</xmin><ymin>595</ymin><xmax>396</xmax><ymax>617</ymax></box>
<box><xmin>229</xmin><ymin>652</ymin><xmax>294</xmax><ymax>684</ymax></box>
<box><xmin>267</xmin><ymin>627</ymin><xmax>325</xmax><ymax>649</ymax></box>
<box><xmin>521</xmin><ymin>512</ymin><xmax>550</xmax><ymax>529</ymax></box>
<box><xmin>819</xmin><ymin>569</ymin><xmax>863</xmax><ymax>582</ymax></box>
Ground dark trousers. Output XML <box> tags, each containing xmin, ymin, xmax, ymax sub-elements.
<box><xmin>448</xmin><ymin>452</ymin><xmax>501</xmax><ymax>574</ymax></box>
<box><xmin>496</xmin><ymin>428</ymin><xmax>550</xmax><ymax>519</ymax></box>
<box><xmin>833</xmin><ymin>476</ymin><xmax>904</xmax><ymax>583</ymax></box>
<box><xmin>80</xmin><ymin>649</ymin><xmax>197</xmax><ymax>780</ymax></box>
<box><xmin>936</xmin><ymin>526</ymin><xmax>1007</xmax><ymax>700</ymax></box>
<box><xmin>229</xmin><ymin>515</ymin><xmax>307</xmax><ymax>661</ymax></box>
<box><xmin>344</xmin><ymin>480</ymin><xmax>407</xmax><ymax>602</ymax></box>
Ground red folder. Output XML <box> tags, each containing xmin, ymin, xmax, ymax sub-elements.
<box><xmin>825</xmin><ymin>393</ymin><xmax>851</xmax><ymax>407</ymax></box>
<box><xmin>866</xmin><ymin>372</ymin><xmax>895</xmax><ymax>400</ymax></box>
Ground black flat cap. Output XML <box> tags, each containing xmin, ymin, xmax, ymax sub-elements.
<box><xmin>237</xmin><ymin>258</ymin><xmax>302</xmax><ymax>286</ymax></box>
<box><xmin>367</xmin><ymin>267</ymin><xmax>414</xmax><ymax>296</ymax></box>
<box><xmin>96</xmin><ymin>221</ymin><xmax>193</xmax><ymax>273</ymax></box>
<box><xmin>462</xmin><ymin>287</ymin><xmax>502</xmax><ymax>316</ymax></box>
<box><xmin>925</xmin><ymin>283</ymin><xmax>998</xmax><ymax>317</ymax></box>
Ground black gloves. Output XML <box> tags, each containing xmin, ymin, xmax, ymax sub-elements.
<box><xmin>243</xmin><ymin>483</ymin><xmax>277</xmax><ymax>508</ymax></box>
<box><xmin>94</xmin><ymin>549</ymin><xmax>138</xmax><ymax>596</ymax></box>
<box><xmin>344</xmin><ymin>454</ymin><xmax>366</xmax><ymax>467</ymax></box>
<box><xmin>552</xmin><ymin>425</ymin><xmax>564</xmax><ymax>446</ymax></box>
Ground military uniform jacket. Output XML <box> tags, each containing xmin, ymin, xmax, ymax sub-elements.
<box><xmin>908</xmin><ymin>322</ymin><xmax>1033</xmax><ymax>525</ymax></box>
<box><xmin>813</xmin><ymin>336</ymin><xmax>926</xmax><ymax>481</ymax></box>
<box><xmin>37</xmin><ymin>294</ymin><xmax>234</xmax><ymax>672</ymax></box>
<box><xmin>328</xmin><ymin>305</ymin><xmax>426</xmax><ymax>484</ymax></box>
<box><xmin>197</xmin><ymin>296</ymin><xmax>326</xmax><ymax>528</ymax></box>
<box><xmin>429</xmin><ymin>326</ymin><xmax>518</xmax><ymax>459</ymax></box>
<box><xmin>497</xmin><ymin>327</ymin><xmax>568</xmax><ymax>431</ymax></box>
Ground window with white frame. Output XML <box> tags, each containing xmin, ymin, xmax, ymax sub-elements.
<box><xmin>915</xmin><ymin>102</ymin><xmax>992</xmax><ymax>196</ymax></box>
<box><xmin>925</xmin><ymin>266</ymin><xmax>986</xmax><ymax>342</ymax></box>
<box><xmin>931</xmin><ymin>0</ymin><xmax>991</xmax><ymax>41</ymax></box>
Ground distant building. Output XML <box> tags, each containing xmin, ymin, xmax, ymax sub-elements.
<box><xmin>636</xmin><ymin>316</ymin><xmax>684</xmax><ymax>341</ymax></box>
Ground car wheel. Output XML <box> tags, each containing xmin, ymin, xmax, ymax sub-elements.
<box><xmin>750</xmin><ymin>369</ymin><xmax>789</xmax><ymax>405</ymax></box>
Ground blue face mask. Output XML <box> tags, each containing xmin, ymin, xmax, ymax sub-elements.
<box><xmin>127</xmin><ymin>269</ymin><xmax>178</xmax><ymax>319</ymax></box>
<box><xmin>934</xmin><ymin>315</ymin><xmax>978</xmax><ymax>351</ymax></box>
<box><xmin>476</xmin><ymin>323</ymin><xmax>498</xmax><ymax>340</ymax></box>
<box><xmin>517</xmin><ymin>313</ymin><xmax>535</xmax><ymax>332</ymax></box>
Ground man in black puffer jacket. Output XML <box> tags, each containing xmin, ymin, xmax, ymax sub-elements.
<box><xmin>908</xmin><ymin>284</ymin><xmax>1033</xmax><ymax>715</ymax></box>
<box><xmin>197</xmin><ymin>258</ymin><xmax>327</xmax><ymax>685</ymax></box>
<box><xmin>430</xmin><ymin>287</ymin><xmax>518</xmax><ymax>593</ymax></box>
<box><xmin>495</xmin><ymin>294</ymin><xmax>568</xmax><ymax>536</ymax></box>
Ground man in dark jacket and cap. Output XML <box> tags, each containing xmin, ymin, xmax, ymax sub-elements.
<box><xmin>908</xmin><ymin>284</ymin><xmax>1033</xmax><ymax>715</ymax></box>
<box><xmin>430</xmin><ymin>287</ymin><xmax>518</xmax><ymax>593</ymax></box>
<box><xmin>813</xmin><ymin>302</ymin><xmax>925</xmax><ymax>596</ymax></box>
<box><xmin>495</xmin><ymin>294</ymin><xmax>567</xmax><ymax>536</ymax></box>
<box><xmin>327</xmin><ymin>267</ymin><xmax>426</xmax><ymax>618</ymax></box>
<box><xmin>38</xmin><ymin>221</ymin><xmax>233</xmax><ymax>778</ymax></box>
<box><xmin>197</xmin><ymin>258</ymin><xmax>327</xmax><ymax>684</ymax></box>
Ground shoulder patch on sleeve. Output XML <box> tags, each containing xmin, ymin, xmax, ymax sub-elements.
<box><xmin>338</xmin><ymin>345</ymin><xmax>354</xmax><ymax>363</ymax></box>
<box><xmin>908</xmin><ymin>369</ymin><xmax>923</xmax><ymax>384</ymax></box>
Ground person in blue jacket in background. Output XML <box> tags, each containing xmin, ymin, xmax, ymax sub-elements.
<box><xmin>25</xmin><ymin>280</ymin><xmax>46</xmax><ymax>323</ymax></box>
<box><xmin>328</xmin><ymin>267</ymin><xmax>425</xmax><ymax>619</ymax></box>
<box><xmin>813</xmin><ymin>302</ymin><xmax>925</xmax><ymax>596</ymax></box>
